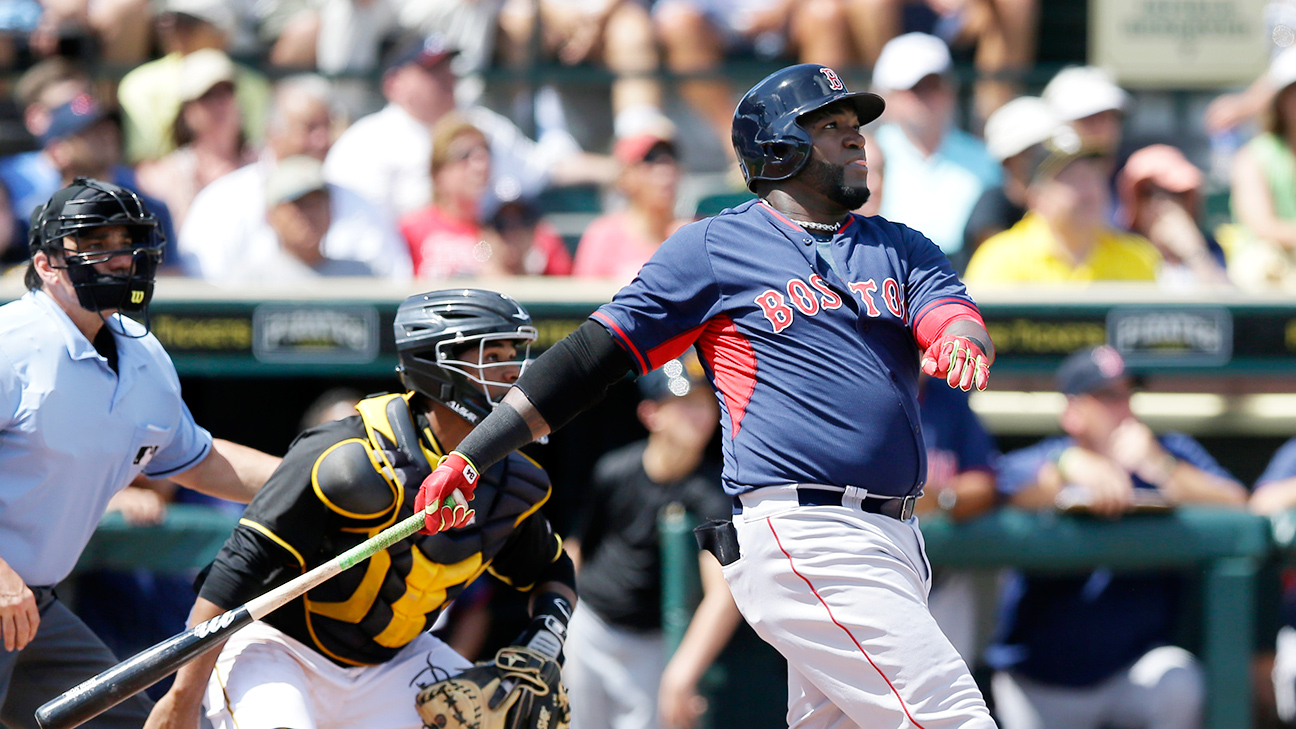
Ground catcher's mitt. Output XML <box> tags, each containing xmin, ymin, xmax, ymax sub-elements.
<box><xmin>416</xmin><ymin>646</ymin><xmax>570</xmax><ymax>729</ymax></box>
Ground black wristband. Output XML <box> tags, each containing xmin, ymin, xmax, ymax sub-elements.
<box><xmin>455</xmin><ymin>401</ymin><xmax>534</xmax><ymax>473</ymax></box>
<box><xmin>514</xmin><ymin>591</ymin><xmax>574</xmax><ymax>662</ymax></box>
<box><xmin>965</xmin><ymin>335</ymin><xmax>990</xmax><ymax>357</ymax></box>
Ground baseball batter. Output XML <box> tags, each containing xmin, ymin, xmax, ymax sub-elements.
<box><xmin>417</xmin><ymin>65</ymin><xmax>998</xmax><ymax>728</ymax></box>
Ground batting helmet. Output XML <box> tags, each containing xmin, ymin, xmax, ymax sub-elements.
<box><xmin>394</xmin><ymin>289</ymin><xmax>538</xmax><ymax>425</ymax></box>
<box><xmin>28</xmin><ymin>177</ymin><xmax>163</xmax><ymax>313</ymax></box>
<box><xmin>732</xmin><ymin>64</ymin><xmax>885</xmax><ymax>191</ymax></box>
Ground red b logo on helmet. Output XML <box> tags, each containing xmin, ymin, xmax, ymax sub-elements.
<box><xmin>819</xmin><ymin>68</ymin><xmax>844</xmax><ymax>91</ymax></box>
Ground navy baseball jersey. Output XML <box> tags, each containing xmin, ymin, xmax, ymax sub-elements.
<box><xmin>592</xmin><ymin>199</ymin><xmax>978</xmax><ymax>497</ymax></box>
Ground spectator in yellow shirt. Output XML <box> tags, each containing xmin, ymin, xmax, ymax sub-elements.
<box><xmin>964</xmin><ymin>130</ymin><xmax>1161</xmax><ymax>284</ymax></box>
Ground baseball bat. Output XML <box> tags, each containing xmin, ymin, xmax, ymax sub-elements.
<box><xmin>35</xmin><ymin>505</ymin><xmax>437</xmax><ymax>729</ymax></box>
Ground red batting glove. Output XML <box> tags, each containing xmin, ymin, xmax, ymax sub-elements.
<box><xmin>921</xmin><ymin>335</ymin><xmax>991</xmax><ymax>392</ymax></box>
<box><xmin>414</xmin><ymin>452</ymin><xmax>480</xmax><ymax>535</ymax></box>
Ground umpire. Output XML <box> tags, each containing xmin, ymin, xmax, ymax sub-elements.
<box><xmin>0</xmin><ymin>178</ymin><xmax>279</xmax><ymax>728</ymax></box>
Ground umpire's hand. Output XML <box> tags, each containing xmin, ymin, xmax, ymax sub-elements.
<box><xmin>0</xmin><ymin>558</ymin><xmax>38</xmax><ymax>651</ymax></box>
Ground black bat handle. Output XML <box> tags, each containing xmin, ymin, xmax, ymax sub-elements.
<box><xmin>34</xmin><ymin>606</ymin><xmax>252</xmax><ymax>729</ymax></box>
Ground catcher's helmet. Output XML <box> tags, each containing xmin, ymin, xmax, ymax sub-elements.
<box><xmin>394</xmin><ymin>289</ymin><xmax>538</xmax><ymax>424</ymax></box>
<box><xmin>29</xmin><ymin>177</ymin><xmax>163</xmax><ymax>313</ymax></box>
<box><xmin>732</xmin><ymin>64</ymin><xmax>885</xmax><ymax>191</ymax></box>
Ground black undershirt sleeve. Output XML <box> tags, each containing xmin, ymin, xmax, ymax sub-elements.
<box><xmin>198</xmin><ymin>526</ymin><xmax>295</xmax><ymax>609</ymax></box>
<box><xmin>456</xmin><ymin>319</ymin><xmax>633</xmax><ymax>470</ymax></box>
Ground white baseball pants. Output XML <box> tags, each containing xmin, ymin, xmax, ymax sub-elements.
<box><xmin>204</xmin><ymin>620</ymin><xmax>472</xmax><ymax>729</ymax></box>
<box><xmin>991</xmin><ymin>645</ymin><xmax>1203</xmax><ymax>729</ymax></box>
<box><xmin>563</xmin><ymin>605</ymin><xmax>667</xmax><ymax>729</ymax></box>
<box><xmin>725</xmin><ymin>485</ymin><xmax>997</xmax><ymax>729</ymax></box>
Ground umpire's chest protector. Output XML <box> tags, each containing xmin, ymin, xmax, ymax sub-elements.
<box><xmin>297</xmin><ymin>393</ymin><xmax>552</xmax><ymax>665</ymax></box>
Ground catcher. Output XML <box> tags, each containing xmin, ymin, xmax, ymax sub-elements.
<box><xmin>143</xmin><ymin>288</ymin><xmax>576</xmax><ymax>729</ymax></box>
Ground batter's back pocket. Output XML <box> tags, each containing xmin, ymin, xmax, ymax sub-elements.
<box><xmin>694</xmin><ymin>520</ymin><xmax>741</xmax><ymax>566</ymax></box>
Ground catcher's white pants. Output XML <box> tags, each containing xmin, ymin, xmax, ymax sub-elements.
<box><xmin>563</xmin><ymin>605</ymin><xmax>666</xmax><ymax>729</ymax></box>
<box><xmin>726</xmin><ymin>485</ymin><xmax>997</xmax><ymax>729</ymax></box>
<box><xmin>204</xmin><ymin>620</ymin><xmax>472</xmax><ymax>729</ymax></box>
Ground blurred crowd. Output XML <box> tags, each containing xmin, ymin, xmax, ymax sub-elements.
<box><xmin>11</xmin><ymin>1</ymin><xmax>1296</xmax><ymax>728</ymax></box>
<box><xmin>0</xmin><ymin>0</ymin><xmax>1292</xmax><ymax>292</ymax></box>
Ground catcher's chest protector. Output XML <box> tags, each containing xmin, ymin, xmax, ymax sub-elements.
<box><xmin>296</xmin><ymin>393</ymin><xmax>552</xmax><ymax>666</ymax></box>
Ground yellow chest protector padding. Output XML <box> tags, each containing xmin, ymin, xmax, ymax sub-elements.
<box><xmin>291</xmin><ymin>393</ymin><xmax>554</xmax><ymax>666</ymax></box>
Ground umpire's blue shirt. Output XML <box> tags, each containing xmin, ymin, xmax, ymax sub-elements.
<box><xmin>0</xmin><ymin>289</ymin><xmax>212</xmax><ymax>586</ymax></box>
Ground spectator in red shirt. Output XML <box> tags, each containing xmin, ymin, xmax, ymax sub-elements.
<box><xmin>572</xmin><ymin>125</ymin><xmax>689</xmax><ymax>285</ymax></box>
<box><xmin>400</xmin><ymin>114</ymin><xmax>572</xmax><ymax>279</ymax></box>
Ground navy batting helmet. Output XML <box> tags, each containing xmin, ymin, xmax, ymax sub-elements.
<box><xmin>732</xmin><ymin>64</ymin><xmax>885</xmax><ymax>191</ymax></box>
<box><xmin>394</xmin><ymin>289</ymin><xmax>538</xmax><ymax>424</ymax></box>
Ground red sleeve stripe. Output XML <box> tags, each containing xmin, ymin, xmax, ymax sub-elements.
<box><xmin>590</xmin><ymin>312</ymin><xmax>648</xmax><ymax>374</ymax></box>
<box><xmin>644</xmin><ymin>323</ymin><xmax>707</xmax><ymax>372</ymax></box>
<box><xmin>912</xmin><ymin>301</ymin><xmax>985</xmax><ymax>351</ymax></box>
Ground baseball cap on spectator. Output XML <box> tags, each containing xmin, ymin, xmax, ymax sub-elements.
<box><xmin>1042</xmin><ymin>66</ymin><xmax>1129</xmax><ymax>122</ymax></box>
<box><xmin>164</xmin><ymin>0</ymin><xmax>237</xmax><ymax>37</ymax></box>
<box><xmin>487</xmin><ymin>195</ymin><xmax>543</xmax><ymax>231</ymax></box>
<box><xmin>1270</xmin><ymin>46</ymin><xmax>1296</xmax><ymax>92</ymax></box>
<box><xmin>984</xmin><ymin>96</ymin><xmax>1059</xmax><ymax>162</ymax></box>
<box><xmin>872</xmin><ymin>33</ymin><xmax>951</xmax><ymax>93</ymax></box>
<box><xmin>1028</xmin><ymin>127</ymin><xmax>1107</xmax><ymax>184</ymax></box>
<box><xmin>1116</xmin><ymin>144</ymin><xmax>1204</xmax><ymax>228</ymax></box>
<box><xmin>266</xmin><ymin>156</ymin><xmax>328</xmax><ymax>208</ymax></box>
<box><xmin>41</xmin><ymin>93</ymin><xmax>110</xmax><ymax>146</ymax></box>
<box><xmin>383</xmin><ymin>33</ymin><xmax>458</xmax><ymax>75</ymax></box>
<box><xmin>639</xmin><ymin>351</ymin><xmax>708</xmax><ymax>400</ymax></box>
<box><xmin>612</xmin><ymin>107</ymin><xmax>677</xmax><ymax>165</ymax></box>
<box><xmin>178</xmin><ymin>49</ymin><xmax>236</xmax><ymax>103</ymax></box>
<box><xmin>615</xmin><ymin>131</ymin><xmax>677</xmax><ymax>167</ymax></box>
<box><xmin>1056</xmin><ymin>345</ymin><xmax>1130</xmax><ymax>396</ymax></box>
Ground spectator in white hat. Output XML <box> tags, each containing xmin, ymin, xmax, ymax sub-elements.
<box><xmin>180</xmin><ymin>75</ymin><xmax>411</xmax><ymax>283</ymax></box>
<box><xmin>964</xmin><ymin>128</ymin><xmax>1161</xmax><ymax>284</ymax></box>
<box><xmin>220</xmin><ymin>155</ymin><xmax>379</xmax><ymax>281</ymax></box>
<box><xmin>1227</xmin><ymin>46</ymin><xmax>1296</xmax><ymax>289</ymax></box>
<box><xmin>1042</xmin><ymin>65</ymin><xmax>1129</xmax><ymax>157</ymax></box>
<box><xmin>135</xmin><ymin>49</ymin><xmax>255</xmax><ymax>229</ymax></box>
<box><xmin>116</xmin><ymin>0</ymin><xmax>271</xmax><ymax>163</ymax></box>
<box><xmin>961</xmin><ymin>95</ymin><xmax>1058</xmax><ymax>264</ymax></box>
<box><xmin>872</xmin><ymin>32</ymin><xmax>1001</xmax><ymax>266</ymax></box>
